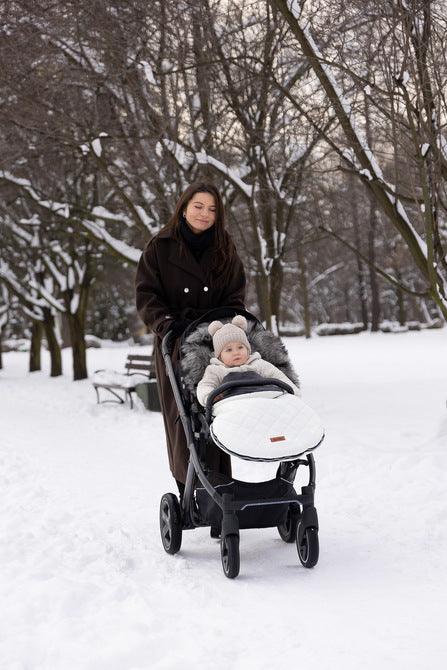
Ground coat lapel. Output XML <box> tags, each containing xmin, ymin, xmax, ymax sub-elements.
<box><xmin>168</xmin><ymin>243</ymin><xmax>207</xmax><ymax>282</ymax></box>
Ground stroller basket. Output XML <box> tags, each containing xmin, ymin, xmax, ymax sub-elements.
<box><xmin>195</xmin><ymin>473</ymin><xmax>296</xmax><ymax>529</ymax></box>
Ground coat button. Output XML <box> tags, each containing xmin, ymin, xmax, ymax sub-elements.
<box><xmin>203</xmin><ymin>286</ymin><xmax>209</xmax><ymax>292</ymax></box>
<box><xmin>184</xmin><ymin>287</ymin><xmax>189</xmax><ymax>293</ymax></box>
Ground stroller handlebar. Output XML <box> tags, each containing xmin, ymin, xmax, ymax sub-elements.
<box><xmin>161</xmin><ymin>329</ymin><xmax>174</xmax><ymax>357</ymax></box>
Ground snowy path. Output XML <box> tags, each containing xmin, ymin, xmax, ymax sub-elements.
<box><xmin>1</xmin><ymin>330</ymin><xmax>446</xmax><ymax>669</ymax></box>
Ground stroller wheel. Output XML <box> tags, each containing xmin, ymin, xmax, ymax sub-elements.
<box><xmin>160</xmin><ymin>493</ymin><xmax>182</xmax><ymax>555</ymax></box>
<box><xmin>277</xmin><ymin>505</ymin><xmax>300</xmax><ymax>543</ymax></box>
<box><xmin>297</xmin><ymin>526</ymin><xmax>319</xmax><ymax>568</ymax></box>
<box><xmin>220</xmin><ymin>534</ymin><xmax>240</xmax><ymax>579</ymax></box>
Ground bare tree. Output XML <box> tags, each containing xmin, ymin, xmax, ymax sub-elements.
<box><xmin>270</xmin><ymin>0</ymin><xmax>447</xmax><ymax>319</ymax></box>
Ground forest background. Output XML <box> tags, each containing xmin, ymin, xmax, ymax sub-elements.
<box><xmin>1</xmin><ymin>0</ymin><xmax>446</xmax><ymax>380</ymax></box>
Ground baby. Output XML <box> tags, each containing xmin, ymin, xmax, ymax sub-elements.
<box><xmin>196</xmin><ymin>315</ymin><xmax>300</xmax><ymax>407</ymax></box>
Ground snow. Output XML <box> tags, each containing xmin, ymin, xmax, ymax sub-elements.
<box><xmin>438</xmin><ymin>134</ymin><xmax>447</xmax><ymax>162</ymax></box>
<box><xmin>91</xmin><ymin>138</ymin><xmax>102</xmax><ymax>157</ymax></box>
<box><xmin>1</xmin><ymin>330</ymin><xmax>447</xmax><ymax>669</ymax></box>
<box><xmin>29</xmin><ymin>278</ymin><xmax>65</xmax><ymax>313</ymax></box>
<box><xmin>160</xmin><ymin>59</ymin><xmax>174</xmax><ymax>73</ymax></box>
<box><xmin>0</xmin><ymin>260</ymin><xmax>46</xmax><ymax>312</ymax></box>
<box><xmin>421</xmin><ymin>143</ymin><xmax>430</xmax><ymax>157</ymax></box>
<box><xmin>309</xmin><ymin>263</ymin><xmax>344</xmax><ymax>289</ymax></box>
<box><xmin>287</xmin><ymin>145</ymin><xmax>307</xmax><ymax>164</ymax></box>
<box><xmin>195</xmin><ymin>151</ymin><xmax>254</xmax><ymax>198</ymax></box>
<box><xmin>91</xmin><ymin>206</ymin><xmax>134</xmax><ymax>230</ymax></box>
<box><xmin>161</xmin><ymin>139</ymin><xmax>194</xmax><ymax>171</ymax></box>
<box><xmin>256</xmin><ymin>228</ymin><xmax>270</xmax><ymax>274</ymax></box>
<box><xmin>396</xmin><ymin>200</ymin><xmax>428</xmax><ymax>257</ymax></box>
<box><xmin>81</xmin><ymin>220</ymin><xmax>142</xmax><ymax>263</ymax></box>
<box><xmin>359</xmin><ymin>168</ymin><xmax>373</xmax><ymax>180</ymax></box>
<box><xmin>287</xmin><ymin>0</ymin><xmax>301</xmax><ymax>17</ymax></box>
<box><xmin>92</xmin><ymin>369</ymin><xmax>150</xmax><ymax>388</ymax></box>
<box><xmin>134</xmin><ymin>205</ymin><xmax>156</xmax><ymax>234</ymax></box>
<box><xmin>0</xmin><ymin>171</ymin><xmax>70</xmax><ymax>218</ymax></box>
<box><xmin>139</xmin><ymin>60</ymin><xmax>157</xmax><ymax>85</ymax></box>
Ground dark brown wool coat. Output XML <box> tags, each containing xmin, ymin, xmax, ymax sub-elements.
<box><xmin>135</xmin><ymin>226</ymin><xmax>246</xmax><ymax>483</ymax></box>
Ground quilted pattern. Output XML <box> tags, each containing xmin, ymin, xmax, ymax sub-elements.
<box><xmin>210</xmin><ymin>393</ymin><xmax>324</xmax><ymax>462</ymax></box>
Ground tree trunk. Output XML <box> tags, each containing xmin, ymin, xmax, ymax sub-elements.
<box><xmin>368</xmin><ymin>201</ymin><xmax>381</xmax><ymax>331</ymax></box>
<box><xmin>351</xmin><ymin>184</ymin><xmax>368</xmax><ymax>329</ymax></box>
<box><xmin>417</xmin><ymin>297</ymin><xmax>432</xmax><ymax>324</ymax></box>
<box><xmin>67</xmin><ymin>312</ymin><xmax>88</xmax><ymax>380</ymax></box>
<box><xmin>62</xmin><ymin>272</ymin><xmax>92</xmax><ymax>380</ymax></box>
<box><xmin>396</xmin><ymin>287</ymin><xmax>406</xmax><ymax>326</ymax></box>
<box><xmin>43</xmin><ymin>309</ymin><xmax>63</xmax><ymax>377</ymax></box>
<box><xmin>344</xmin><ymin>286</ymin><xmax>352</xmax><ymax>322</ymax></box>
<box><xmin>269</xmin><ymin>258</ymin><xmax>283</xmax><ymax>335</ymax></box>
<box><xmin>257</xmin><ymin>272</ymin><xmax>272</xmax><ymax>329</ymax></box>
<box><xmin>357</xmin><ymin>260</ymin><xmax>368</xmax><ymax>329</ymax></box>
<box><xmin>56</xmin><ymin>312</ymin><xmax>71</xmax><ymax>348</ymax></box>
<box><xmin>395</xmin><ymin>271</ymin><xmax>406</xmax><ymax>326</ymax></box>
<box><xmin>29</xmin><ymin>321</ymin><xmax>43</xmax><ymax>372</ymax></box>
<box><xmin>297</xmin><ymin>242</ymin><xmax>311</xmax><ymax>338</ymax></box>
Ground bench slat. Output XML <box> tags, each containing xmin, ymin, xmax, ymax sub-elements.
<box><xmin>127</xmin><ymin>354</ymin><xmax>153</xmax><ymax>361</ymax></box>
<box><xmin>125</xmin><ymin>363</ymin><xmax>154</xmax><ymax>372</ymax></box>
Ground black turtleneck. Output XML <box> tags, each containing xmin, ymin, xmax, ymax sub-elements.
<box><xmin>179</xmin><ymin>217</ymin><xmax>215</xmax><ymax>262</ymax></box>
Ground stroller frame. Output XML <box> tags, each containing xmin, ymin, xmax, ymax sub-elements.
<box><xmin>160</xmin><ymin>307</ymin><xmax>320</xmax><ymax>578</ymax></box>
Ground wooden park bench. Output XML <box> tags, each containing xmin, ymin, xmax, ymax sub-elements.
<box><xmin>92</xmin><ymin>353</ymin><xmax>160</xmax><ymax>411</ymax></box>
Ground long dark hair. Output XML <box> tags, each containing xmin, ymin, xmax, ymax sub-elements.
<box><xmin>161</xmin><ymin>181</ymin><xmax>237</xmax><ymax>280</ymax></box>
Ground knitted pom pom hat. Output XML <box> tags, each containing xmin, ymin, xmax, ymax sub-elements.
<box><xmin>208</xmin><ymin>315</ymin><xmax>251</xmax><ymax>358</ymax></box>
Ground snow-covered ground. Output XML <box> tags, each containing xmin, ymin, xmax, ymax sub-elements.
<box><xmin>1</xmin><ymin>329</ymin><xmax>446</xmax><ymax>670</ymax></box>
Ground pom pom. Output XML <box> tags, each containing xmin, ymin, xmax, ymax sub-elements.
<box><xmin>231</xmin><ymin>315</ymin><xmax>247</xmax><ymax>331</ymax></box>
<box><xmin>208</xmin><ymin>320</ymin><xmax>223</xmax><ymax>337</ymax></box>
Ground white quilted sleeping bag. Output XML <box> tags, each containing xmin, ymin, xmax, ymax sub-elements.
<box><xmin>209</xmin><ymin>391</ymin><xmax>325</xmax><ymax>462</ymax></box>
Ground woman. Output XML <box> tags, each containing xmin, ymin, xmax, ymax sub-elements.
<box><xmin>134</xmin><ymin>182</ymin><xmax>246</xmax><ymax>495</ymax></box>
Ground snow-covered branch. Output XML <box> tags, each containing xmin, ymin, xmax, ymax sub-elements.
<box><xmin>0</xmin><ymin>171</ymin><xmax>143</xmax><ymax>264</ymax></box>
<box><xmin>195</xmin><ymin>150</ymin><xmax>254</xmax><ymax>199</ymax></box>
<box><xmin>81</xmin><ymin>220</ymin><xmax>141</xmax><ymax>263</ymax></box>
<box><xmin>308</xmin><ymin>263</ymin><xmax>344</xmax><ymax>289</ymax></box>
<box><xmin>0</xmin><ymin>261</ymin><xmax>45</xmax><ymax>319</ymax></box>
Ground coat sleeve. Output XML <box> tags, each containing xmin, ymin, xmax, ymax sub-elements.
<box><xmin>220</xmin><ymin>241</ymin><xmax>246</xmax><ymax>309</ymax></box>
<box><xmin>135</xmin><ymin>239</ymin><xmax>175</xmax><ymax>340</ymax></box>
<box><xmin>196</xmin><ymin>365</ymin><xmax>222</xmax><ymax>407</ymax></box>
<box><xmin>255</xmin><ymin>359</ymin><xmax>301</xmax><ymax>396</ymax></box>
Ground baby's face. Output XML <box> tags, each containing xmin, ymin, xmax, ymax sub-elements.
<box><xmin>219</xmin><ymin>341</ymin><xmax>249</xmax><ymax>367</ymax></box>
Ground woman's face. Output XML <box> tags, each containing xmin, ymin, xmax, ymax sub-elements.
<box><xmin>183</xmin><ymin>192</ymin><xmax>216</xmax><ymax>234</ymax></box>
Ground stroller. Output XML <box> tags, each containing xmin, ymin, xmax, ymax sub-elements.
<box><xmin>159</xmin><ymin>307</ymin><xmax>324</xmax><ymax>579</ymax></box>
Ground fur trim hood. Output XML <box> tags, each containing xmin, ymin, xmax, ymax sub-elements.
<box><xmin>180</xmin><ymin>317</ymin><xmax>299</xmax><ymax>394</ymax></box>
